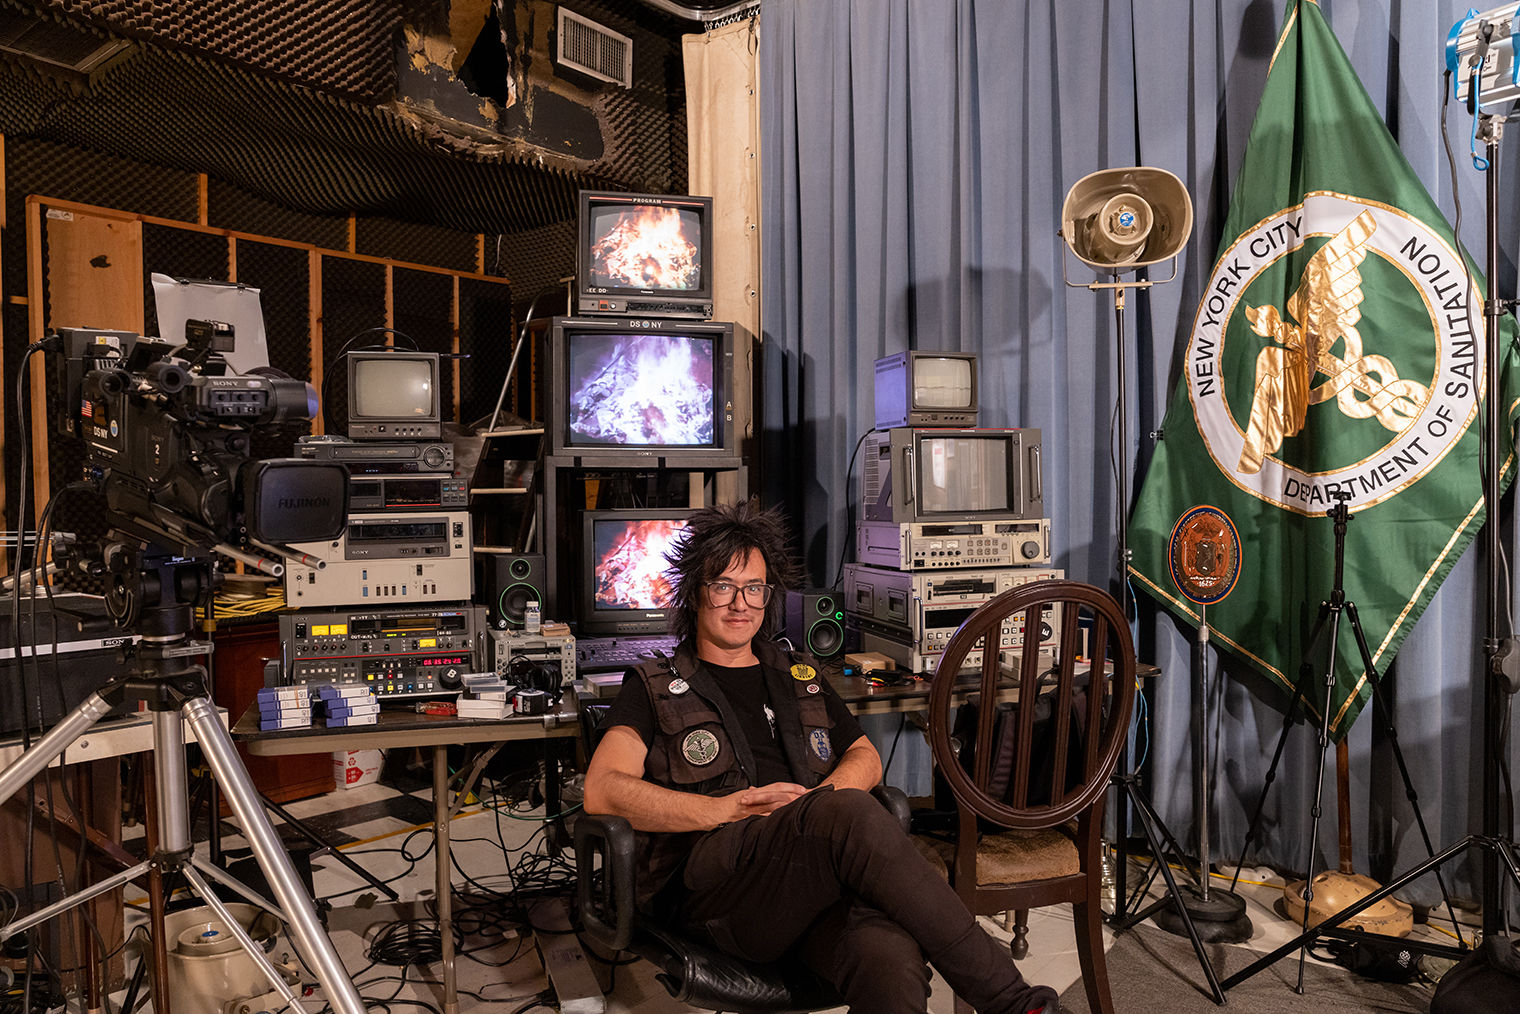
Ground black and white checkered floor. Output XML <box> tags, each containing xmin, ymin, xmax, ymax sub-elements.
<box><xmin>112</xmin><ymin>758</ymin><xmax>1463</xmax><ymax>1013</ymax></box>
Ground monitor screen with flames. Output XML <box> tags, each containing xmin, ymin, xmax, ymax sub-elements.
<box><xmin>586</xmin><ymin>204</ymin><xmax>703</xmax><ymax>291</ymax></box>
<box><xmin>576</xmin><ymin>191</ymin><xmax>714</xmax><ymax>318</ymax></box>
<box><xmin>577</xmin><ymin>510</ymin><xmax>694</xmax><ymax>635</ymax></box>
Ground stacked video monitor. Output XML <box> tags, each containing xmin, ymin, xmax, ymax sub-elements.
<box><xmin>547</xmin><ymin>190</ymin><xmax>742</xmax><ymax>668</ymax></box>
<box><xmin>846</xmin><ymin>353</ymin><xmax>1061</xmax><ymax>674</ymax></box>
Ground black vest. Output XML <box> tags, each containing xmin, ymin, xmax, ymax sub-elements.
<box><xmin>627</xmin><ymin>637</ymin><xmax>838</xmax><ymax>906</ymax></box>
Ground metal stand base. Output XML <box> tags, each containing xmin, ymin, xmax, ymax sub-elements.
<box><xmin>1151</xmin><ymin>884</ymin><xmax>1253</xmax><ymax>943</ymax></box>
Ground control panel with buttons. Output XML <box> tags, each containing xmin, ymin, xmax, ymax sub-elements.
<box><xmin>278</xmin><ymin>605</ymin><xmax>486</xmax><ymax>699</ymax></box>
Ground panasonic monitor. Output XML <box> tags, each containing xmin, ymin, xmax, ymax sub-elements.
<box><xmin>874</xmin><ymin>351</ymin><xmax>980</xmax><ymax>428</ymax></box>
<box><xmin>577</xmin><ymin>509</ymin><xmax>694</xmax><ymax>636</ymax></box>
<box><xmin>576</xmin><ymin>190</ymin><xmax>715</xmax><ymax>318</ymax></box>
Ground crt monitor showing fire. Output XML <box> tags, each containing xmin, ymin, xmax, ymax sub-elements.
<box><xmin>587</xmin><ymin>205</ymin><xmax>703</xmax><ymax>291</ymax></box>
<box><xmin>593</xmin><ymin>518</ymin><xmax>688</xmax><ymax>610</ymax></box>
<box><xmin>567</xmin><ymin>333</ymin><xmax>715</xmax><ymax>446</ymax></box>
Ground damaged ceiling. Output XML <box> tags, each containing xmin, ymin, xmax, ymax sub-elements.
<box><xmin>0</xmin><ymin>0</ymin><xmax>709</xmax><ymax>235</ymax></box>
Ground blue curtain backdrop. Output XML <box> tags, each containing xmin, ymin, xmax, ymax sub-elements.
<box><xmin>759</xmin><ymin>0</ymin><xmax>1520</xmax><ymax>906</ymax></box>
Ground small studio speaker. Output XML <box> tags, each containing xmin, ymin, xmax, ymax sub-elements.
<box><xmin>476</xmin><ymin>554</ymin><xmax>546</xmax><ymax>629</ymax></box>
<box><xmin>785</xmin><ymin>589</ymin><xmax>845</xmax><ymax>660</ymax></box>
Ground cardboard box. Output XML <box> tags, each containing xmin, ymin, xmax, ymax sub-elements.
<box><xmin>333</xmin><ymin>748</ymin><xmax>383</xmax><ymax>788</ymax></box>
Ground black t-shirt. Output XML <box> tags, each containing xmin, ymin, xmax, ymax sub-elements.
<box><xmin>605</xmin><ymin>656</ymin><xmax>865</xmax><ymax>785</ymax></box>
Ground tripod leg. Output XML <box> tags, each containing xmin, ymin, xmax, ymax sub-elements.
<box><xmin>1122</xmin><ymin>780</ymin><xmax>1225</xmax><ymax>1004</ymax></box>
<box><xmin>0</xmin><ymin>690</ymin><xmax>117</xmax><ymax>808</ymax></box>
<box><xmin>179</xmin><ymin>864</ymin><xmax>301</xmax><ymax>1009</ymax></box>
<box><xmin>258</xmin><ymin>793</ymin><xmax>399</xmax><ymax>902</ymax></box>
<box><xmin>188</xmin><ymin>855</ymin><xmax>289</xmax><ymax>923</ymax></box>
<box><xmin>1229</xmin><ymin>605</ymin><xmax>1326</xmax><ymax>891</ymax></box>
<box><xmin>1292</xmin><ymin>604</ymin><xmax>1344</xmax><ymax>994</ymax></box>
<box><xmin>1343</xmin><ymin>601</ymin><xmax>1467</xmax><ymax>942</ymax></box>
<box><xmin>180</xmin><ymin>699</ymin><xmax>365</xmax><ymax>1014</ymax></box>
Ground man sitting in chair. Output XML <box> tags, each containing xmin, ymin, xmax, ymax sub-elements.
<box><xmin>584</xmin><ymin>500</ymin><xmax>1059</xmax><ymax>1013</ymax></box>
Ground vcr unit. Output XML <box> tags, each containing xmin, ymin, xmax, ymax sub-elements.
<box><xmin>280</xmin><ymin>604</ymin><xmax>486</xmax><ymax>699</ymax></box>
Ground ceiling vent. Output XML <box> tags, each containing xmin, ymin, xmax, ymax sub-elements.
<box><xmin>555</xmin><ymin>8</ymin><xmax>632</xmax><ymax>88</ymax></box>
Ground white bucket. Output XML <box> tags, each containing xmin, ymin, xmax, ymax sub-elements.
<box><xmin>159</xmin><ymin>903</ymin><xmax>283</xmax><ymax>1014</ymax></box>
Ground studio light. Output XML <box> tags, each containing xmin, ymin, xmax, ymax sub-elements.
<box><xmin>1447</xmin><ymin>4</ymin><xmax>1520</xmax><ymax>111</ymax></box>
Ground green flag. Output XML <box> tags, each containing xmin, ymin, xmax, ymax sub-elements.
<box><xmin>1129</xmin><ymin>0</ymin><xmax>1520</xmax><ymax>739</ymax></box>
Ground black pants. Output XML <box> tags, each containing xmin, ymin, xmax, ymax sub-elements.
<box><xmin>676</xmin><ymin>786</ymin><xmax>1057</xmax><ymax>1014</ymax></box>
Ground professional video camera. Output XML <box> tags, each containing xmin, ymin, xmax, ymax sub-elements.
<box><xmin>52</xmin><ymin>322</ymin><xmax>349</xmax><ymax>558</ymax></box>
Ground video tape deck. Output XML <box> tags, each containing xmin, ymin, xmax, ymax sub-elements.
<box><xmin>298</xmin><ymin>437</ymin><xmax>454</xmax><ymax>475</ymax></box>
<box><xmin>280</xmin><ymin>605</ymin><xmax>486</xmax><ymax>699</ymax></box>
<box><xmin>844</xmin><ymin>564</ymin><xmax>1063</xmax><ymax>673</ymax></box>
<box><xmin>856</xmin><ymin>518</ymin><xmax>1051</xmax><ymax>570</ymax></box>
<box><xmin>283</xmin><ymin>510</ymin><xmax>473</xmax><ymax>608</ymax></box>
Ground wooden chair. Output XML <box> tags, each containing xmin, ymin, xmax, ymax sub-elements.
<box><xmin>923</xmin><ymin>580</ymin><xmax>1135</xmax><ymax>1014</ymax></box>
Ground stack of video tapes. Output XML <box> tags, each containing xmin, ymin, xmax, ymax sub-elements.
<box><xmin>257</xmin><ymin>686</ymin><xmax>313</xmax><ymax>731</ymax></box>
<box><xmin>316</xmin><ymin>685</ymin><xmax>380</xmax><ymax>727</ymax></box>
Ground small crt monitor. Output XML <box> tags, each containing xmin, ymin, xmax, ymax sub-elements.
<box><xmin>874</xmin><ymin>351</ymin><xmax>979</xmax><ymax>429</ymax></box>
<box><xmin>862</xmin><ymin>427</ymin><xmax>1043</xmax><ymax>524</ymax></box>
<box><xmin>547</xmin><ymin>316</ymin><xmax>737</xmax><ymax>466</ymax></box>
<box><xmin>578</xmin><ymin>510</ymin><xmax>693</xmax><ymax>636</ymax></box>
<box><xmin>576</xmin><ymin>190</ymin><xmax>715</xmax><ymax>318</ymax></box>
<box><xmin>346</xmin><ymin>351</ymin><xmax>442</xmax><ymax>441</ymax></box>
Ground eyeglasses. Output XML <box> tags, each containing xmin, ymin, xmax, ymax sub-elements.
<box><xmin>703</xmin><ymin>581</ymin><xmax>775</xmax><ymax>608</ymax></box>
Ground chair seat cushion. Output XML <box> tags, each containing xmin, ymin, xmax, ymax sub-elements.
<box><xmin>916</xmin><ymin>827</ymin><xmax>1079</xmax><ymax>885</ymax></box>
<box><xmin>976</xmin><ymin>827</ymin><xmax>1079</xmax><ymax>883</ymax></box>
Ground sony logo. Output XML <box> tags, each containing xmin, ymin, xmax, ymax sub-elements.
<box><xmin>278</xmin><ymin>496</ymin><xmax>331</xmax><ymax>510</ymax></box>
<box><xmin>209</xmin><ymin>378</ymin><xmax>261</xmax><ymax>387</ymax></box>
<box><xmin>625</xmin><ymin>319</ymin><xmax>666</xmax><ymax>329</ymax></box>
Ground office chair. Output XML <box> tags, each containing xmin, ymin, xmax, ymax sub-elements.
<box><xmin>919</xmin><ymin>580</ymin><xmax>1135</xmax><ymax>1014</ymax></box>
<box><xmin>573</xmin><ymin>698</ymin><xmax>911</xmax><ymax>1011</ymax></box>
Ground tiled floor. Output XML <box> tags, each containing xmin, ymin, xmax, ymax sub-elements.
<box><xmin>112</xmin><ymin>766</ymin><xmax>1465</xmax><ymax>1013</ymax></box>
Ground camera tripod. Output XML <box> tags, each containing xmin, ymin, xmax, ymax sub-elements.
<box><xmin>1220</xmin><ymin>495</ymin><xmax>1482</xmax><ymax>993</ymax></box>
<box><xmin>0</xmin><ymin>547</ymin><xmax>363</xmax><ymax>1014</ymax></box>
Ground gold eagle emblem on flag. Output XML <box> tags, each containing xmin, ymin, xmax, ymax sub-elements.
<box><xmin>1238</xmin><ymin>209</ymin><xmax>1430</xmax><ymax>474</ymax></box>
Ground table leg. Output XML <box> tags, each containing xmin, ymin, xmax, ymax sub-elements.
<box><xmin>433</xmin><ymin>745</ymin><xmax>457</xmax><ymax>1014</ymax></box>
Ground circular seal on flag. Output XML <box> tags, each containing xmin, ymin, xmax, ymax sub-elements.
<box><xmin>1187</xmin><ymin>192</ymin><xmax>1480</xmax><ymax>516</ymax></box>
<box><xmin>790</xmin><ymin>663</ymin><xmax>816</xmax><ymax>681</ymax></box>
<box><xmin>809</xmin><ymin>728</ymin><xmax>832</xmax><ymax>763</ymax></box>
<box><xmin>1168</xmin><ymin>506</ymin><xmax>1242</xmax><ymax>605</ymax></box>
<box><xmin>681</xmin><ymin>730</ymin><xmax>720</xmax><ymax>766</ymax></box>
<box><xmin>667</xmin><ymin>678</ymin><xmax>689</xmax><ymax>695</ymax></box>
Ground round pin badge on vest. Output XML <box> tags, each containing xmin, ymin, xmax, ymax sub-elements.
<box><xmin>682</xmin><ymin>729</ymin><xmax>720</xmax><ymax>765</ymax></box>
<box><xmin>790</xmin><ymin>663</ymin><xmax>816</xmax><ymax>681</ymax></box>
<box><xmin>668</xmin><ymin>678</ymin><xmax>689</xmax><ymax>695</ymax></box>
<box><xmin>806</xmin><ymin>684</ymin><xmax>820</xmax><ymax>693</ymax></box>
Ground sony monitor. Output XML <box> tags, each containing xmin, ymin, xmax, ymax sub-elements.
<box><xmin>874</xmin><ymin>351</ymin><xmax>979</xmax><ymax>428</ymax></box>
<box><xmin>546</xmin><ymin>316</ymin><xmax>737</xmax><ymax>466</ymax></box>
<box><xmin>862</xmin><ymin>427</ymin><xmax>1045</xmax><ymax>524</ymax></box>
<box><xmin>576</xmin><ymin>190</ymin><xmax>715</xmax><ymax>318</ymax></box>
<box><xmin>577</xmin><ymin>509</ymin><xmax>694</xmax><ymax>636</ymax></box>
<box><xmin>346</xmin><ymin>350</ymin><xmax>443</xmax><ymax>441</ymax></box>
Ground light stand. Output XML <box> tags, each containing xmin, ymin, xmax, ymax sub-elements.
<box><xmin>1062</xmin><ymin>167</ymin><xmax>1243</xmax><ymax>998</ymax></box>
<box><xmin>0</xmin><ymin>545</ymin><xmax>365</xmax><ymax>1014</ymax></box>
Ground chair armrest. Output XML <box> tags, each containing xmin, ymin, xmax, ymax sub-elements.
<box><xmin>574</xmin><ymin>812</ymin><xmax>638</xmax><ymax>952</ymax></box>
<box><xmin>872</xmin><ymin>784</ymin><xmax>911</xmax><ymax>834</ymax></box>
